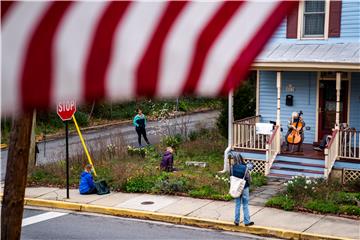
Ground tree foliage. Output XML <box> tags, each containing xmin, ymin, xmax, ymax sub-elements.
<box><xmin>217</xmin><ymin>71</ymin><xmax>256</xmax><ymax>138</ymax></box>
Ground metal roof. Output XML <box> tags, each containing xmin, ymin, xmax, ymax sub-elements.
<box><xmin>256</xmin><ymin>42</ymin><xmax>360</xmax><ymax>65</ymax></box>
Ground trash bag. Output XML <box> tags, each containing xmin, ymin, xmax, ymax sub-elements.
<box><xmin>94</xmin><ymin>180</ymin><xmax>110</xmax><ymax>195</ymax></box>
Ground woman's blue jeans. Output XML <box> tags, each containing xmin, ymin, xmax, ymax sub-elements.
<box><xmin>234</xmin><ymin>187</ymin><xmax>250</xmax><ymax>224</ymax></box>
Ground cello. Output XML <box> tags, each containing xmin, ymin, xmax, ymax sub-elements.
<box><xmin>287</xmin><ymin>111</ymin><xmax>304</xmax><ymax>145</ymax></box>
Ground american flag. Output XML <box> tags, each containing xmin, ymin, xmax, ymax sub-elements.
<box><xmin>1</xmin><ymin>1</ymin><xmax>297</xmax><ymax>116</ymax></box>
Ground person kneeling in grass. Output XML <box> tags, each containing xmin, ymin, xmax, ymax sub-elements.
<box><xmin>160</xmin><ymin>147</ymin><xmax>176</xmax><ymax>172</ymax></box>
<box><xmin>79</xmin><ymin>164</ymin><xmax>97</xmax><ymax>195</ymax></box>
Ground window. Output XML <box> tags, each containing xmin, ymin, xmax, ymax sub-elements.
<box><xmin>303</xmin><ymin>0</ymin><xmax>326</xmax><ymax>37</ymax></box>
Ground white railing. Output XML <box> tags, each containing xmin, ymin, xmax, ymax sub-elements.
<box><xmin>324</xmin><ymin>130</ymin><xmax>339</xmax><ymax>178</ymax></box>
<box><xmin>233</xmin><ymin>122</ymin><xmax>268</xmax><ymax>151</ymax></box>
<box><xmin>339</xmin><ymin>129</ymin><xmax>360</xmax><ymax>160</ymax></box>
<box><xmin>265</xmin><ymin>126</ymin><xmax>280</xmax><ymax>176</ymax></box>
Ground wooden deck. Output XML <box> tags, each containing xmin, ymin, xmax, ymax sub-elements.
<box><xmin>280</xmin><ymin>143</ymin><xmax>324</xmax><ymax>160</ymax></box>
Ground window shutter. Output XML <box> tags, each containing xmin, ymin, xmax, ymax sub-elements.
<box><xmin>286</xmin><ymin>3</ymin><xmax>299</xmax><ymax>38</ymax></box>
<box><xmin>328</xmin><ymin>0</ymin><xmax>342</xmax><ymax>37</ymax></box>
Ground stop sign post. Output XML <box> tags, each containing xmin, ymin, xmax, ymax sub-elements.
<box><xmin>57</xmin><ymin>100</ymin><xmax>76</xmax><ymax>199</ymax></box>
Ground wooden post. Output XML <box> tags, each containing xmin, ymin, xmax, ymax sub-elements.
<box><xmin>1</xmin><ymin>112</ymin><xmax>33</xmax><ymax>240</ymax></box>
<box><xmin>335</xmin><ymin>72</ymin><xmax>341</xmax><ymax>130</ymax></box>
<box><xmin>276</xmin><ymin>72</ymin><xmax>281</xmax><ymax>126</ymax></box>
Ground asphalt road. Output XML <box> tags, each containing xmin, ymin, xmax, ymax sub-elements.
<box><xmin>20</xmin><ymin>208</ymin><xmax>277</xmax><ymax>240</ymax></box>
<box><xmin>1</xmin><ymin>111</ymin><xmax>219</xmax><ymax>181</ymax></box>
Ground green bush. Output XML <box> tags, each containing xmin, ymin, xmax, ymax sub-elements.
<box><xmin>265</xmin><ymin>195</ymin><xmax>295</xmax><ymax>211</ymax></box>
<box><xmin>124</xmin><ymin>175</ymin><xmax>156</xmax><ymax>193</ymax></box>
<box><xmin>152</xmin><ymin>175</ymin><xmax>189</xmax><ymax>194</ymax></box>
<box><xmin>251</xmin><ymin>172</ymin><xmax>267</xmax><ymax>188</ymax></box>
<box><xmin>332</xmin><ymin>192</ymin><xmax>360</xmax><ymax>205</ymax></box>
<box><xmin>161</xmin><ymin>134</ymin><xmax>182</xmax><ymax>148</ymax></box>
<box><xmin>339</xmin><ymin>205</ymin><xmax>360</xmax><ymax>216</ymax></box>
<box><xmin>188</xmin><ymin>131</ymin><xmax>199</xmax><ymax>141</ymax></box>
<box><xmin>304</xmin><ymin>200</ymin><xmax>339</xmax><ymax>214</ymax></box>
<box><xmin>74</xmin><ymin>111</ymin><xmax>89</xmax><ymax>126</ymax></box>
<box><xmin>178</xmin><ymin>100</ymin><xmax>188</xmax><ymax>112</ymax></box>
<box><xmin>217</xmin><ymin>72</ymin><xmax>256</xmax><ymax>138</ymax></box>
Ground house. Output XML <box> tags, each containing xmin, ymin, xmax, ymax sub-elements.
<box><xmin>224</xmin><ymin>0</ymin><xmax>360</xmax><ymax>183</ymax></box>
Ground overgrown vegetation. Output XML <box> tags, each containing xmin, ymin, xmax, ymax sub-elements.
<box><xmin>1</xmin><ymin>97</ymin><xmax>221</xmax><ymax>145</ymax></box>
<box><xmin>265</xmin><ymin>176</ymin><xmax>360</xmax><ymax>217</ymax></box>
<box><xmin>27</xmin><ymin>128</ymin><xmax>266</xmax><ymax>201</ymax></box>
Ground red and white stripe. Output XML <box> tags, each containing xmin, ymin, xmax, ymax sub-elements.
<box><xmin>1</xmin><ymin>1</ymin><xmax>297</xmax><ymax>116</ymax></box>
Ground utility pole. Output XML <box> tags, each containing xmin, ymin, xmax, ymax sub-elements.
<box><xmin>1</xmin><ymin>112</ymin><xmax>34</xmax><ymax>240</ymax></box>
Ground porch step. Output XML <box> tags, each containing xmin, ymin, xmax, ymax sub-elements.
<box><xmin>269</xmin><ymin>155</ymin><xmax>325</xmax><ymax>179</ymax></box>
<box><xmin>267</xmin><ymin>173</ymin><xmax>293</xmax><ymax>180</ymax></box>
<box><xmin>269</xmin><ymin>169</ymin><xmax>324</xmax><ymax>178</ymax></box>
<box><xmin>276</xmin><ymin>155</ymin><xmax>324</xmax><ymax>165</ymax></box>
<box><xmin>273</xmin><ymin>161</ymin><xmax>324</xmax><ymax>171</ymax></box>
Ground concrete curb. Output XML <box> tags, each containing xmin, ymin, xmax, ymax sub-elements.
<box><xmin>19</xmin><ymin>197</ymin><xmax>350</xmax><ymax>240</ymax></box>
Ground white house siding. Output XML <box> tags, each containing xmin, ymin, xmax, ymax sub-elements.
<box><xmin>259</xmin><ymin>71</ymin><xmax>317</xmax><ymax>144</ymax></box>
<box><xmin>349</xmin><ymin>73</ymin><xmax>360</xmax><ymax>131</ymax></box>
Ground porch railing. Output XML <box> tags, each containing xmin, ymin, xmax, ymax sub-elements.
<box><xmin>324</xmin><ymin>130</ymin><xmax>339</xmax><ymax>178</ymax></box>
<box><xmin>265</xmin><ymin>126</ymin><xmax>280</xmax><ymax>176</ymax></box>
<box><xmin>233</xmin><ymin>116</ymin><xmax>267</xmax><ymax>151</ymax></box>
<box><xmin>339</xmin><ymin>129</ymin><xmax>360</xmax><ymax>160</ymax></box>
<box><xmin>234</xmin><ymin>115</ymin><xmax>261</xmax><ymax>125</ymax></box>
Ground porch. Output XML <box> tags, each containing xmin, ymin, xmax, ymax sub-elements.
<box><xmin>231</xmin><ymin>115</ymin><xmax>360</xmax><ymax>180</ymax></box>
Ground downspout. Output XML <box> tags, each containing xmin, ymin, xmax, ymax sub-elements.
<box><xmin>220</xmin><ymin>89</ymin><xmax>234</xmax><ymax>173</ymax></box>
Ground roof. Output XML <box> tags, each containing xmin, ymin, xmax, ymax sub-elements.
<box><xmin>253</xmin><ymin>42</ymin><xmax>360</xmax><ymax>71</ymax></box>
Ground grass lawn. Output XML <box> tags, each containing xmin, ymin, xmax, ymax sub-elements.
<box><xmin>28</xmin><ymin>129</ymin><xmax>265</xmax><ymax>201</ymax></box>
<box><xmin>265</xmin><ymin>176</ymin><xmax>360</xmax><ymax>217</ymax></box>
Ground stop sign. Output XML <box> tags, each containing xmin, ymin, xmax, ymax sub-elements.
<box><xmin>57</xmin><ymin>100</ymin><xmax>77</xmax><ymax>121</ymax></box>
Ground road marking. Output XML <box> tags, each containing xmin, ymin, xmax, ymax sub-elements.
<box><xmin>22</xmin><ymin>212</ymin><xmax>68</xmax><ymax>227</ymax></box>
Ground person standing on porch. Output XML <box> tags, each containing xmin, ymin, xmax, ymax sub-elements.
<box><xmin>285</xmin><ymin>112</ymin><xmax>305</xmax><ymax>152</ymax></box>
<box><xmin>133</xmin><ymin>108</ymin><xmax>150</xmax><ymax>147</ymax></box>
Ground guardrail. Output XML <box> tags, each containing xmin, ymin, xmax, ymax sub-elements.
<box><xmin>265</xmin><ymin>126</ymin><xmax>280</xmax><ymax>176</ymax></box>
<box><xmin>324</xmin><ymin>129</ymin><xmax>339</xmax><ymax>178</ymax></box>
<box><xmin>233</xmin><ymin>122</ymin><xmax>268</xmax><ymax>151</ymax></box>
<box><xmin>339</xmin><ymin>129</ymin><xmax>360</xmax><ymax>160</ymax></box>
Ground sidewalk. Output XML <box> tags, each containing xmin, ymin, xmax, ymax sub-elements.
<box><xmin>1</xmin><ymin>186</ymin><xmax>359</xmax><ymax>240</ymax></box>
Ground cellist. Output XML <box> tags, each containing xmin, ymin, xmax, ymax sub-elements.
<box><xmin>285</xmin><ymin>112</ymin><xmax>305</xmax><ymax>152</ymax></box>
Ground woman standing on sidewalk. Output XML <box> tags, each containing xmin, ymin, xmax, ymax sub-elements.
<box><xmin>133</xmin><ymin>108</ymin><xmax>150</xmax><ymax>147</ymax></box>
<box><xmin>231</xmin><ymin>153</ymin><xmax>254</xmax><ymax>227</ymax></box>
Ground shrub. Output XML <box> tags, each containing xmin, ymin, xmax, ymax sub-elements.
<box><xmin>188</xmin><ymin>131</ymin><xmax>199</xmax><ymax>141</ymax></box>
<box><xmin>74</xmin><ymin>111</ymin><xmax>89</xmax><ymax>126</ymax></box>
<box><xmin>161</xmin><ymin>134</ymin><xmax>182</xmax><ymax>148</ymax></box>
<box><xmin>339</xmin><ymin>205</ymin><xmax>360</xmax><ymax>216</ymax></box>
<box><xmin>346</xmin><ymin>178</ymin><xmax>360</xmax><ymax>192</ymax></box>
<box><xmin>124</xmin><ymin>175</ymin><xmax>156</xmax><ymax>193</ymax></box>
<box><xmin>284</xmin><ymin>176</ymin><xmax>322</xmax><ymax>202</ymax></box>
<box><xmin>304</xmin><ymin>200</ymin><xmax>339</xmax><ymax>214</ymax></box>
<box><xmin>188</xmin><ymin>185</ymin><xmax>231</xmax><ymax>201</ymax></box>
<box><xmin>127</xmin><ymin>145</ymin><xmax>146</xmax><ymax>157</ymax></box>
<box><xmin>265</xmin><ymin>195</ymin><xmax>295</xmax><ymax>211</ymax></box>
<box><xmin>251</xmin><ymin>172</ymin><xmax>267</xmax><ymax>188</ymax></box>
<box><xmin>152</xmin><ymin>175</ymin><xmax>189</xmax><ymax>194</ymax></box>
<box><xmin>332</xmin><ymin>192</ymin><xmax>360</xmax><ymax>205</ymax></box>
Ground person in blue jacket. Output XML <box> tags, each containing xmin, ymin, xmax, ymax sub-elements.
<box><xmin>133</xmin><ymin>108</ymin><xmax>150</xmax><ymax>147</ymax></box>
<box><xmin>230</xmin><ymin>153</ymin><xmax>254</xmax><ymax>227</ymax></box>
<box><xmin>79</xmin><ymin>164</ymin><xmax>97</xmax><ymax>195</ymax></box>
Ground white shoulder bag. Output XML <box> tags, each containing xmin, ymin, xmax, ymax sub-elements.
<box><xmin>229</xmin><ymin>166</ymin><xmax>248</xmax><ymax>198</ymax></box>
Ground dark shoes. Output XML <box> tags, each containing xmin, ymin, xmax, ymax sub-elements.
<box><xmin>234</xmin><ymin>221</ymin><xmax>254</xmax><ymax>226</ymax></box>
<box><xmin>313</xmin><ymin>147</ymin><xmax>323</xmax><ymax>152</ymax></box>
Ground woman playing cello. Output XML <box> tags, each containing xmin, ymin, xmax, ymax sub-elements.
<box><xmin>285</xmin><ymin>111</ymin><xmax>305</xmax><ymax>152</ymax></box>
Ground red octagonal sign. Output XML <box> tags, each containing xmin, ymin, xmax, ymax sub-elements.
<box><xmin>57</xmin><ymin>100</ymin><xmax>76</xmax><ymax>121</ymax></box>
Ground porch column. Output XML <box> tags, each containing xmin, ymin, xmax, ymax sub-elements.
<box><xmin>228</xmin><ymin>89</ymin><xmax>234</xmax><ymax>145</ymax></box>
<box><xmin>221</xmin><ymin>89</ymin><xmax>234</xmax><ymax>172</ymax></box>
<box><xmin>335</xmin><ymin>72</ymin><xmax>341</xmax><ymax>129</ymax></box>
<box><xmin>276</xmin><ymin>72</ymin><xmax>282</xmax><ymax>125</ymax></box>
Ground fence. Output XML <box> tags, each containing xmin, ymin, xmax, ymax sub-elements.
<box><xmin>339</xmin><ymin>129</ymin><xmax>360</xmax><ymax>160</ymax></box>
